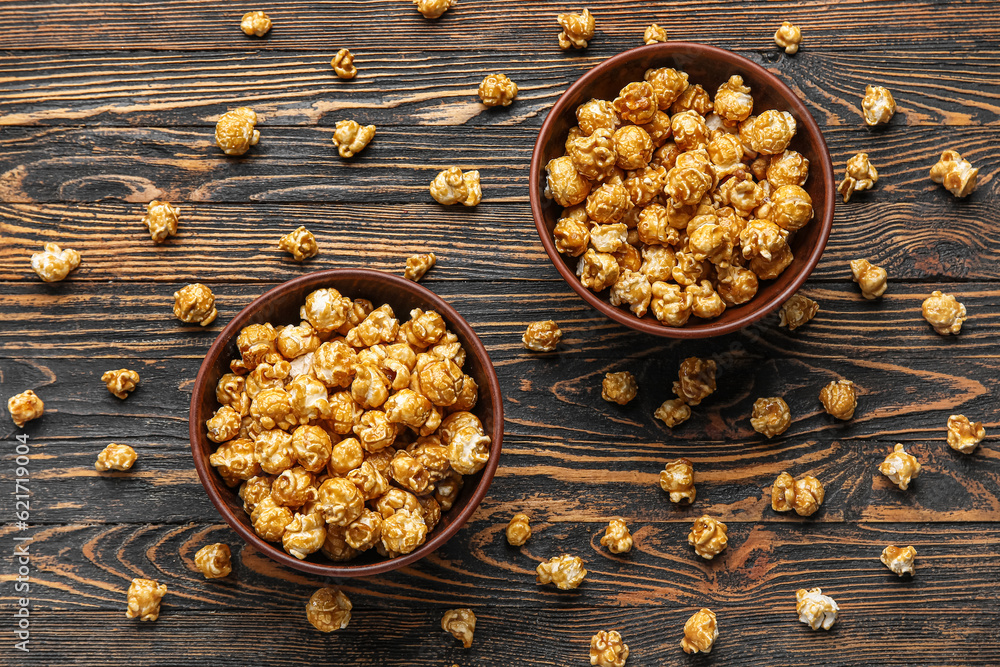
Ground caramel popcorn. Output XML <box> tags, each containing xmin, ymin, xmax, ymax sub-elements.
<box><xmin>819</xmin><ymin>380</ymin><xmax>857</xmax><ymax>420</ymax></box>
<box><xmin>714</xmin><ymin>75</ymin><xmax>754</xmax><ymax>126</ymax></box>
<box><xmin>577</xmin><ymin>249</ymin><xmax>621</xmax><ymax>293</ymax></box>
<box><xmin>331</xmin><ymin>49</ymin><xmax>357</xmax><ymax>79</ymax></box>
<box><xmin>779</xmin><ymin>293</ymin><xmax>818</xmax><ymax>330</ymax></box>
<box><xmin>141</xmin><ymin>200</ymin><xmax>179</xmax><ymax>244</ymax></box>
<box><xmin>653</xmin><ymin>399</ymin><xmax>690</xmax><ymax>430</ymax></box>
<box><xmin>850</xmin><ymin>257</ymin><xmax>888</xmax><ymax>300</ymax></box>
<box><xmin>688</xmin><ymin>515</ymin><xmax>727</xmax><ymax>560</ymax></box>
<box><xmin>838</xmin><ymin>152</ymin><xmax>878</xmax><ymax>203</ymax></box>
<box><xmin>587</xmin><ymin>184</ymin><xmax>631</xmax><ymax>226</ymax></box>
<box><xmin>381</xmin><ymin>508</ymin><xmax>427</xmax><ymax>556</ymax></box>
<box><xmin>557</xmin><ymin>8</ymin><xmax>595</xmax><ymax>50</ymax></box>
<box><xmin>215</xmin><ymin>107</ymin><xmax>260</xmax><ymax>156</ymax></box>
<box><xmin>861</xmin><ymin>85</ymin><xmax>896</xmax><ymax>126</ymax></box>
<box><xmin>770</xmin><ymin>184</ymin><xmax>813</xmax><ymax>231</ymax></box>
<box><xmin>600</xmin><ymin>518</ymin><xmax>633</xmax><ymax>554</ymax></box>
<box><xmin>750</xmin><ymin>397</ymin><xmax>791</xmax><ymax>438</ymax></box>
<box><xmin>591</xmin><ymin>630</ymin><xmax>629</xmax><ymax>666</ymax></box>
<box><xmin>30</xmin><ymin>242</ymin><xmax>81</xmax><ymax>282</ymax></box>
<box><xmin>9</xmin><ymin>389</ymin><xmax>45</xmax><ymax>427</ymax></box>
<box><xmin>671</xmin><ymin>111</ymin><xmax>709</xmax><ymax>152</ymax></box>
<box><xmin>506</xmin><ymin>513</ymin><xmax>531</xmax><ymax>546</ymax></box>
<box><xmin>665</xmin><ymin>148</ymin><xmax>714</xmax><ymax>205</ymax></box>
<box><xmin>876</xmin><ymin>545</ymin><xmax>918</xmax><ymax>580</ymax></box>
<box><xmin>240</xmin><ymin>11</ymin><xmax>271</xmax><ymax>36</ymax></box>
<box><xmin>306</xmin><ymin>587</ymin><xmax>352</xmax><ymax>633</ymax></box>
<box><xmin>644</xmin><ymin>23</ymin><xmax>667</xmax><ymax>44</ymax></box>
<box><xmin>333</xmin><ymin>120</ymin><xmax>376</xmax><ymax>159</ymax></box>
<box><xmin>613</xmin><ymin>125</ymin><xmax>654</xmax><ymax>170</ymax></box>
<box><xmin>126</xmin><ymin>578</ymin><xmax>167</xmax><ymax>622</ymax></box>
<box><xmin>671</xmin><ymin>84</ymin><xmax>713</xmax><ymax>116</ymax></box>
<box><xmin>610</xmin><ymin>270</ymin><xmax>652</xmax><ymax>318</ymax></box>
<box><xmin>536</xmin><ymin>554</ymin><xmax>587</xmax><ymax>589</ymax></box>
<box><xmin>740</xmin><ymin>110</ymin><xmax>796</xmax><ymax>155</ymax></box>
<box><xmin>767</xmin><ymin>150</ymin><xmax>810</xmax><ymax>188</ymax></box>
<box><xmin>194</xmin><ymin>543</ymin><xmax>232</xmax><ymax>579</ymax></box>
<box><xmin>211</xmin><ymin>437</ymin><xmax>261</xmax><ymax>484</ymax></box>
<box><xmin>601</xmin><ymin>371</ymin><xmax>637</xmax><ymax>405</ymax></box>
<box><xmin>403</xmin><ymin>252</ymin><xmax>436</xmax><ymax>282</ymax></box>
<box><xmin>566</xmin><ymin>129</ymin><xmax>617</xmax><ymax>182</ymax></box>
<box><xmin>650</xmin><ymin>281</ymin><xmax>693</xmax><ymax>327</ymax></box>
<box><xmin>930</xmin><ymin>149</ymin><xmax>979</xmax><ymax>198</ymax></box>
<box><xmin>414</xmin><ymin>0</ymin><xmax>453</xmax><ymax>18</ymax></box>
<box><xmin>321</xmin><ymin>527</ymin><xmax>360</xmax><ymax>562</ymax></box>
<box><xmin>101</xmin><ymin>369</ymin><xmax>139</xmax><ymax>400</ymax></box>
<box><xmin>577</xmin><ymin>98</ymin><xmax>620</xmax><ymax>136</ymax></box>
<box><xmin>774</xmin><ymin>21</ymin><xmax>801</xmax><ymax>54</ymax></box>
<box><xmin>680</xmin><ymin>608</ymin><xmax>718</xmax><ymax>654</ymax></box>
<box><xmin>922</xmin><ymin>290</ymin><xmax>966</xmax><ymax>335</ymax></box>
<box><xmin>717</xmin><ymin>264</ymin><xmax>759</xmax><ymax>306</ymax></box>
<box><xmin>659</xmin><ymin>458</ymin><xmax>695</xmax><ymax>503</ymax></box>
<box><xmin>947</xmin><ymin>414</ymin><xmax>985</xmax><ymax>454</ymax></box>
<box><xmin>442</xmin><ymin>608</ymin><xmax>476</xmax><ymax>649</ymax></box>
<box><xmin>613</xmin><ymin>81</ymin><xmax>657</xmax><ymax>125</ymax></box>
<box><xmin>796</xmin><ymin>588</ymin><xmax>838</xmax><ymax>630</ymax></box>
<box><xmin>673</xmin><ymin>357</ymin><xmax>716</xmax><ymax>406</ymax></box>
<box><xmin>431</xmin><ymin>166</ymin><xmax>481</xmax><ymax>206</ymax></box>
<box><xmin>879</xmin><ymin>443</ymin><xmax>921</xmax><ymax>490</ymax></box>
<box><xmin>173</xmin><ymin>283</ymin><xmax>218</xmax><ymax>326</ymax></box>
<box><xmin>479</xmin><ymin>73</ymin><xmax>518</xmax><ymax>107</ymax></box>
<box><xmin>278</xmin><ymin>226</ymin><xmax>319</xmax><ymax>261</ymax></box>
<box><xmin>251</xmin><ymin>496</ymin><xmax>294</xmax><ymax>541</ymax></box>
<box><xmin>771</xmin><ymin>472</ymin><xmax>824</xmax><ymax>517</ymax></box>
<box><xmin>95</xmin><ymin>443</ymin><xmax>137</xmax><ymax>472</ymax></box>
<box><xmin>283</xmin><ymin>511</ymin><xmax>327</xmax><ymax>559</ymax></box>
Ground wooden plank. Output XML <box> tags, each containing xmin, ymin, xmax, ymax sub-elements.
<box><xmin>2</xmin><ymin>49</ymin><xmax>998</xmax><ymax>127</ymax></box>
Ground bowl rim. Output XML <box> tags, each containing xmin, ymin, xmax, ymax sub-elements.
<box><xmin>188</xmin><ymin>268</ymin><xmax>504</xmax><ymax>578</ymax></box>
<box><xmin>529</xmin><ymin>42</ymin><xmax>836</xmax><ymax>339</ymax></box>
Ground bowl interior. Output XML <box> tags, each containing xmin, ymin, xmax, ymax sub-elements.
<box><xmin>531</xmin><ymin>43</ymin><xmax>835</xmax><ymax>338</ymax></box>
<box><xmin>189</xmin><ymin>269</ymin><xmax>503</xmax><ymax>577</ymax></box>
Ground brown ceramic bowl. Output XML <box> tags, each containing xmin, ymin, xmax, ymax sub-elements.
<box><xmin>189</xmin><ymin>269</ymin><xmax>503</xmax><ymax>577</ymax></box>
<box><xmin>530</xmin><ymin>43</ymin><xmax>836</xmax><ymax>338</ymax></box>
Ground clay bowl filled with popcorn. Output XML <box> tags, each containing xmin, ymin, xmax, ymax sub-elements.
<box><xmin>530</xmin><ymin>43</ymin><xmax>835</xmax><ymax>338</ymax></box>
<box><xmin>189</xmin><ymin>269</ymin><xmax>503</xmax><ymax>577</ymax></box>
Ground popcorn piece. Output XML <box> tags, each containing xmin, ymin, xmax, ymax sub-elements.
<box><xmin>600</xmin><ymin>518</ymin><xmax>633</xmax><ymax>554</ymax></box>
<box><xmin>414</xmin><ymin>0</ymin><xmax>454</xmax><ymax>19</ymax></box>
<box><xmin>591</xmin><ymin>630</ymin><xmax>629</xmax><ymax>666</ymax></box>
<box><xmin>536</xmin><ymin>554</ymin><xmax>587</xmax><ymax>589</ymax></box>
<box><xmin>278</xmin><ymin>226</ymin><xmax>319</xmax><ymax>261</ymax></box>
<box><xmin>659</xmin><ymin>458</ymin><xmax>696</xmax><ymax>503</ymax></box>
<box><xmin>587</xmin><ymin>184</ymin><xmax>631</xmax><ymax>226</ymax></box>
<box><xmin>644</xmin><ymin>23</ymin><xmax>667</xmax><ymax>44</ymax></box>
<box><xmin>283</xmin><ymin>511</ymin><xmax>327</xmax><ymax>560</ymax></box>
<box><xmin>714</xmin><ymin>75</ymin><xmax>754</xmax><ymax>127</ymax></box>
<box><xmin>717</xmin><ymin>264</ymin><xmax>759</xmax><ymax>307</ymax></box>
<box><xmin>878</xmin><ymin>443</ymin><xmax>921</xmax><ymax>490</ymax></box>
<box><xmin>557</xmin><ymin>8</ymin><xmax>595</xmax><ymax>50</ymax></box>
<box><xmin>442</xmin><ymin>608</ymin><xmax>477</xmax><ymax>649</ymax></box>
<box><xmin>922</xmin><ymin>290</ymin><xmax>966</xmax><ymax>335</ymax></box>
<box><xmin>770</xmin><ymin>184</ymin><xmax>813</xmax><ymax>231</ymax></box>
<box><xmin>345</xmin><ymin>508</ymin><xmax>383</xmax><ymax>552</ymax></box>
<box><xmin>431</xmin><ymin>166</ymin><xmax>481</xmax><ymax>206</ymax></box>
<box><xmin>613</xmin><ymin>125</ymin><xmax>654</xmax><ymax>170</ymax></box>
<box><xmin>506</xmin><ymin>513</ymin><xmax>531</xmax><ymax>546</ymax></box>
<box><xmin>101</xmin><ymin>368</ymin><xmax>140</xmax><ymax>400</ymax></box>
<box><xmin>671</xmin><ymin>110</ymin><xmax>710</xmax><ymax>152</ymax></box>
<box><xmin>610</xmin><ymin>270</ymin><xmax>652</xmax><ymax>318</ymax></box>
<box><xmin>215</xmin><ymin>107</ymin><xmax>260</xmax><ymax>156</ymax></box>
<box><xmin>30</xmin><ymin>242</ymin><xmax>81</xmax><ymax>282</ymax></box>
<box><xmin>771</xmin><ymin>471</ymin><xmax>825</xmax><ymax>517</ymax></box>
<box><xmin>767</xmin><ymin>150</ymin><xmax>810</xmax><ymax>188</ymax></box>
<box><xmin>577</xmin><ymin>248</ymin><xmax>621</xmax><ymax>292</ymax></box>
<box><xmin>850</xmin><ymin>258</ymin><xmax>887</xmax><ymax>299</ymax></box>
<box><xmin>795</xmin><ymin>587</ymin><xmax>839</xmax><ymax>630</ymax></box>
<box><xmin>240</xmin><ymin>11</ymin><xmax>271</xmax><ymax>36</ymax></box>
<box><xmin>861</xmin><ymin>85</ymin><xmax>896</xmax><ymax>126</ymax></box>
<box><xmin>126</xmin><ymin>578</ymin><xmax>167</xmax><ymax>621</ymax></box>
<box><xmin>650</xmin><ymin>281</ymin><xmax>693</xmax><ymax>327</ymax></box>
<box><xmin>239</xmin><ymin>476</ymin><xmax>272</xmax><ymax>515</ymax></box>
<box><xmin>173</xmin><ymin>283</ymin><xmax>218</xmax><ymax>326</ymax></box>
<box><xmin>404</xmin><ymin>252</ymin><xmax>436</xmax><ymax>281</ymax></box>
<box><xmin>194</xmin><ymin>543</ymin><xmax>232</xmax><ymax>579</ymax></box>
<box><xmin>654</xmin><ymin>398</ymin><xmax>691</xmax><ymax>428</ymax></box>
<box><xmin>838</xmin><ymin>152</ymin><xmax>878</xmax><ymax>203</ymax></box>
<box><xmin>576</xmin><ymin>98</ymin><xmax>621</xmax><ymax>136</ymax></box>
<box><xmin>645</xmin><ymin>68</ymin><xmax>688</xmax><ymax>110</ymax></box>
<box><xmin>671</xmin><ymin>84</ymin><xmax>713</xmax><ymax>116</ymax></box>
<box><xmin>680</xmin><ymin>608</ymin><xmax>718</xmax><ymax>654</ymax></box>
<box><xmin>333</xmin><ymin>120</ymin><xmax>376</xmax><ymax>158</ymax></box>
<box><xmin>779</xmin><ymin>293</ymin><xmax>818</xmax><ymax>330</ymax></box>
<box><xmin>272</xmin><ymin>466</ymin><xmax>319</xmax><ymax>507</ymax></box>
<box><xmin>479</xmin><ymin>73</ymin><xmax>518</xmax><ymax>107</ymax></box>
<box><xmin>688</xmin><ymin>515</ymin><xmax>727</xmax><ymax>560</ymax></box>
<box><xmin>250</xmin><ymin>496</ymin><xmax>294</xmax><ymax>542</ymax></box>
<box><xmin>9</xmin><ymin>389</ymin><xmax>45</xmax><ymax>427</ymax></box>
<box><xmin>142</xmin><ymin>200</ymin><xmax>179</xmax><ymax>244</ymax></box>
<box><xmin>930</xmin><ymin>149</ymin><xmax>979</xmax><ymax>198</ymax></box>
<box><xmin>602</xmin><ymin>371</ymin><xmax>638</xmax><ymax>405</ymax></box>
<box><xmin>819</xmin><ymin>380</ymin><xmax>857</xmax><ymax>420</ymax></box>
<box><xmin>95</xmin><ymin>443</ymin><xmax>137</xmax><ymax>472</ymax></box>
<box><xmin>947</xmin><ymin>414</ymin><xmax>985</xmax><ymax>454</ymax></box>
<box><xmin>881</xmin><ymin>545</ymin><xmax>917</xmax><ymax>577</ymax></box>
<box><xmin>381</xmin><ymin>508</ymin><xmax>428</xmax><ymax>556</ymax></box>
<box><xmin>211</xmin><ymin>437</ymin><xmax>261</xmax><ymax>484</ymax></box>
<box><xmin>740</xmin><ymin>110</ymin><xmax>797</xmax><ymax>155</ymax></box>
<box><xmin>774</xmin><ymin>21</ymin><xmax>802</xmax><ymax>54</ymax></box>
<box><xmin>751</xmin><ymin>397</ymin><xmax>791</xmax><ymax>438</ymax></box>
<box><xmin>331</xmin><ymin>49</ymin><xmax>357</xmax><ymax>79</ymax></box>
<box><xmin>665</xmin><ymin>148</ymin><xmax>714</xmax><ymax>205</ymax></box>
<box><xmin>614</xmin><ymin>81</ymin><xmax>658</xmax><ymax>125</ymax></box>
<box><xmin>321</xmin><ymin>527</ymin><xmax>360</xmax><ymax>562</ymax></box>
<box><xmin>567</xmin><ymin>129</ymin><xmax>617</xmax><ymax>182</ymax></box>
<box><xmin>673</xmin><ymin>357</ymin><xmax>716</xmax><ymax>406</ymax></box>
<box><xmin>316</xmin><ymin>477</ymin><xmax>365</xmax><ymax>527</ymax></box>
<box><xmin>440</xmin><ymin>414</ymin><xmax>490</xmax><ymax>475</ymax></box>
<box><xmin>306</xmin><ymin>587</ymin><xmax>352</xmax><ymax>633</ymax></box>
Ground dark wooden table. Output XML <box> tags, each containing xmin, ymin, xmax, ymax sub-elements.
<box><xmin>1</xmin><ymin>1</ymin><xmax>998</xmax><ymax>665</ymax></box>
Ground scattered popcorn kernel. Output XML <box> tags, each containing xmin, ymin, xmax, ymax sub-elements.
<box><xmin>796</xmin><ymin>588</ymin><xmax>838</xmax><ymax>630</ymax></box>
<box><xmin>947</xmin><ymin>414</ymin><xmax>985</xmax><ymax>454</ymax></box>
<box><xmin>660</xmin><ymin>458</ymin><xmax>696</xmax><ymax>503</ymax></box>
<box><xmin>126</xmin><ymin>578</ymin><xmax>167</xmax><ymax>621</ymax></box>
<box><xmin>922</xmin><ymin>290</ymin><xmax>966</xmax><ymax>335</ymax></box>
<box><xmin>881</xmin><ymin>545</ymin><xmax>917</xmax><ymax>577</ymax></box>
<box><xmin>861</xmin><ymin>85</ymin><xmax>896</xmax><ymax>126</ymax></box>
<box><xmin>557</xmin><ymin>8</ymin><xmax>595</xmax><ymax>50</ymax></box>
<box><xmin>215</xmin><ymin>107</ymin><xmax>260</xmax><ymax>156</ymax></box>
<box><xmin>591</xmin><ymin>629</ymin><xmax>630</xmax><ymax>666</ymax></box>
<box><xmin>771</xmin><ymin>471</ymin><xmax>824</xmax><ymax>517</ymax></box>
<box><xmin>819</xmin><ymin>380</ymin><xmax>857</xmax><ymax>420</ymax></box>
<box><xmin>879</xmin><ymin>443</ymin><xmax>921</xmax><ymax>490</ymax></box>
<box><xmin>680</xmin><ymin>609</ymin><xmax>719</xmax><ymax>656</ymax></box>
<box><xmin>141</xmin><ymin>200</ymin><xmax>179</xmax><ymax>244</ymax></box>
<box><xmin>688</xmin><ymin>516</ymin><xmax>727</xmax><ymax>560</ymax></box>
<box><xmin>479</xmin><ymin>73</ymin><xmax>518</xmax><ymax>107</ymax></box>
<box><xmin>431</xmin><ymin>166</ymin><xmax>481</xmax><ymax>206</ymax></box>
<box><xmin>714</xmin><ymin>75</ymin><xmax>754</xmax><ymax>126</ymax></box>
<box><xmin>536</xmin><ymin>554</ymin><xmax>587</xmax><ymax>589</ymax></box>
<box><xmin>673</xmin><ymin>357</ymin><xmax>716</xmax><ymax>406</ymax></box>
<box><xmin>333</xmin><ymin>120</ymin><xmax>376</xmax><ymax>159</ymax></box>
<box><xmin>779</xmin><ymin>293</ymin><xmax>818</xmax><ymax>330</ymax></box>
<box><xmin>774</xmin><ymin>21</ymin><xmax>802</xmax><ymax>54</ymax></box>
<box><xmin>101</xmin><ymin>369</ymin><xmax>140</xmax><ymax>400</ymax></box>
<box><xmin>194</xmin><ymin>543</ymin><xmax>232</xmax><ymax>579</ymax></box>
<box><xmin>173</xmin><ymin>283</ymin><xmax>218</xmax><ymax>326</ymax></box>
<box><xmin>740</xmin><ymin>110</ymin><xmax>796</xmax><ymax>155</ymax></box>
<box><xmin>240</xmin><ymin>11</ymin><xmax>271</xmax><ymax>36</ymax></box>
<box><xmin>930</xmin><ymin>149</ymin><xmax>979</xmax><ymax>198</ymax></box>
<box><xmin>95</xmin><ymin>443</ymin><xmax>137</xmax><ymax>472</ymax></box>
<box><xmin>306</xmin><ymin>587</ymin><xmax>352</xmax><ymax>633</ymax></box>
<box><xmin>7</xmin><ymin>390</ymin><xmax>43</xmax><ymax>428</ymax></box>
<box><xmin>403</xmin><ymin>252</ymin><xmax>436</xmax><ymax>282</ymax></box>
<box><xmin>522</xmin><ymin>320</ymin><xmax>562</xmax><ymax>352</ymax></box>
<box><xmin>602</xmin><ymin>371</ymin><xmax>638</xmax><ymax>405</ymax></box>
<box><xmin>331</xmin><ymin>49</ymin><xmax>357</xmax><ymax>79</ymax></box>
<box><xmin>838</xmin><ymin>152</ymin><xmax>878</xmax><ymax>203</ymax></box>
<box><xmin>751</xmin><ymin>397</ymin><xmax>791</xmax><ymax>438</ymax></box>
<box><xmin>655</xmin><ymin>398</ymin><xmax>691</xmax><ymax>428</ymax></box>
<box><xmin>644</xmin><ymin>23</ymin><xmax>667</xmax><ymax>44</ymax></box>
<box><xmin>414</xmin><ymin>0</ymin><xmax>454</xmax><ymax>19</ymax></box>
<box><xmin>600</xmin><ymin>518</ymin><xmax>633</xmax><ymax>554</ymax></box>
<box><xmin>850</xmin><ymin>258</ymin><xmax>887</xmax><ymax>299</ymax></box>
<box><xmin>30</xmin><ymin>242</ymin><xmax>81</xmax><ymax>282</ymax></box>
<box><xmin>442</xmin><ymin>608</ymin><xmax>477</xmax><ymax>648</ymax></box>
<box><xmin>278</xmin><ymin>226</ymin><xmax>319</xmax><ymax>261</ymax></box>
<box><xmin>506</xmin><ymin>513</ymin><xmax>532</xmax><ymax>546</ymax></box>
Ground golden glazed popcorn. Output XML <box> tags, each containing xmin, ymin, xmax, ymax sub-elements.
<box><xmin>879</xmin><ymin>443</ymin><xmax>921</xmax><ymax>490</ymax></box>
<box><xmin>95</xmin><ymin>443</ymin><xmax>137</xmax><ymax>472</ymax></box>
<box><xmin>30</xmin><ymin>242</ymin><xmax>81</xmax><ymax>282</ymax></box>
<box><xmin>430</xmin><ymin>166</ymin><xmax>481</xmax><ymax>206</ymax></box>
<box><xmin>930</xmin><ymin>149</ymin><xmax>979</xmax><ymax>198</ymax></box>
<box><xmin>660</xmin><ymin>458</ymin><xmax>695</xmax><ymax>503</ymax></box>
<box><xmin>947</xmin><ymin>414</ymin><xmax>985</xmax><ymax>454</ymax></box>
<box><xmin>796</xmin><ymin>588</ymin><xmax>838</xmax><ymax>630</ymax></box>
<box><xmin>306</xmin><ymin>587</ymin><xmax>352</xmax><ymax>633</ymax></box>
<box><xmin>240</xmin><ymin>11</ymin><xmax>271</xmax><ymax>36</ymax></box>
<box><xmin>602</xmin><ymin>371</ymin><xmax>637</xmax><ymax>405</ymax></box>
<box><xmin>215</xmin><ymin>107</ymin><xmax>260</xmax><ymax>156</ymax></box>
<box><xmin>591</xmin><ymin>630</ymin><xmax>629</xmax><ymax>667</ymax></box>
<box><xmin>441</xmin><ymin>608</ymin><xmax>476</xmax><ymax>648</ymax></box>
<box><xmin>331</xmin><ymin>49</ymin><xmax>357</xmax><ymax>79</ymax></box>
<box><xmin>600</xmin><ymin>519</ymin><xmax>633</xmax><ymax>554</ymax></box>
<box><xmin>404</xmin><ymin>252</ymin><xmax>436</xmax><ymax>282</ymax></box>
<box><xmin>142</xmin><ymin>200</ymin><xmax>179</xmax><ymax>244</ymax></box>
<box><xmin>536</xmin><ymin>554</ymin><xmax>587</xmax><ymax>590</ymax></box>
<box><xmin>173</xmin><ymin>283</ymin><xmax>218</xmax><ymax>326</ymax></box>
<box><xmin>680</xmin><ymin>608</ymin><xmax>718</xmax><ymax>654</ymax></box>
<box><xmin>881</xmin><ymin>545</ymin><xmax>917</xmax><ymax>577</ymax></box>
<box><xmin>654</xmin><ymin>398</ymin><xmax>691</xmax><ymax>428</ymax></box>
<box><xmin>779</xmin><ymin>293</ymin><xmax>818</xmax><ymax>330</ymax></box>
<box><xmin>688</xmin><ymin>515</ymin><xmax>727</xmax><ymax>560</ymax></box>
<box><xmin>850</xmin><ymin>258</ymin><xmax>888</xmax><ymax>299</ymax></box>
<box><xmin>8</xmin><ymin>390</ymin><xmax>44</xmax><ymax>428</ymax></box>
<box><xmin>673</xmin><ymin>357</ymin><xmax>716</xmax><ymax>406</ymax></box>
<box><xmin>838</xmin><ymin>152</ymin><xmax>878</xmax><ymax>203</ymax></box>
<box><xmin>101</xmin><ymin>369</ymin><xmax>140</xmax><ymax>399</ymax></box>
<box><xmin>644</xmin><ymin>23</ymin><xmax>667</xmax><ymax>44</ymax></box>
<box><xmin>414</xmin><ymin>0</ymin><xmax>454</xmax><ymax>19</ymax></box>
<box><xmin>194</xmin><ymin>543</ymin><xmax>232</xmax><ymax>579</ymax></box>
<box><xmin>774</xmin><ymin>21</ymin><xmax>802</xmax><ymax>54</ymax></box>
<box><xmin>771</xmin><ymin>472</ymin><xmax>824</xmax><ymax>517</ymax></box>
<box><xmin>506</xmin><ymin>513</ymin><xmax>532</xmax><ymax>546</ymax></box>
<box><xmin>557</xmin><ymin>8</ymin><xmax>595</xmax><ymax>50</ymax></box>
<box><xmin>126</xmin><ymin>578</ymin><xmax>167</xmax><ymax>621</ymax></box>
<box><xmin>522</xmin><ymin>320</ymin><xmax>562</xmax><ymax>352</ymax></box>
<box><xmin>479</xmin><ymin>73</ymin><xmax>518</xmax><ymax>107</ymax></box>
<box><xmin>819</xmin><ymin>380</ymin><xmax>857</xmax><ymax>420</ymax></box>
<box><xmin>333</xmin><ymin>120</ymin><xmax>376</xmax><ymax>158</ymax></box>
<box><xmin>278</xmin><ymin>226</ymin><xmax>319</xmax><ymax>261</ymax></box>
<box><xmin>922</xmin><ymin>290</ymin><xmax>966</xmax><ymax>335</ymax></box>
<box><xmin>861</xmin><ymin>85</ymin><xmax>896</xmax><ymax>126</ymax></box>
